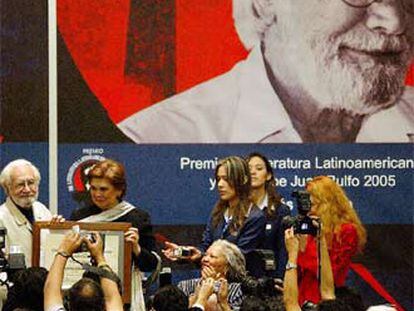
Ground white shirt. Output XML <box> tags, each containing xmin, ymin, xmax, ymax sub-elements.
<box><xmin>119</xmin><ymin>45</ymin><xmax>414</xmax><ymax>143</ymax></box>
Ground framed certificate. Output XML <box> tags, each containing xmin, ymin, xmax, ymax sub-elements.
<box><xmin>32</xmin><ymin>221</ymin><xmax>132</xmax><ymax>303</ymax></box>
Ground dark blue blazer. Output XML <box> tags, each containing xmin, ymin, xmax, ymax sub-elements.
<box><xmin>262</xmin><ymin>203</ymin><xmax>291</xmax><ymax>279</ymax></box>
<box><xmin>199</xmin><ymin>206</ymin><xmax>266</xmax><ymax>255</ymax></box>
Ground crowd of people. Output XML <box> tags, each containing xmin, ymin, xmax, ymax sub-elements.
<box><xmin>0</xmin><ymin>156</ymin><xmax>397</xmax><ymax>310</ymax></box>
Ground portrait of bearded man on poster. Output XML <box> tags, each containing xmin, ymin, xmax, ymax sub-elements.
<box><xmin>119</xmin><ymin>0</ymin><xmax>414</xmax><ymax>143</ymax></box>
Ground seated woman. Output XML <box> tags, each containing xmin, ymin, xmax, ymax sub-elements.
<box><xmin>246</xmin><ymin>152</ymin><xmax>291</xmax><ymax>279</ymax></box>
<box><xmin>70</xmin><ymin>159</ymin><xmax>158</xmax><ymax>310</ymax></box>
<box><xmin>179</xmin><ymin>239</ymin><xmax>246</xmax><ymax>311</ymax></box>
<box><xmin>297</xmin><ymin>176</ymin><xmax>367</xmax><ymax>305</ymax></box>
<box><xmin>163</xmin><ymin>156</ymin><xmax>265</xmax><ymax>269</ymax></box>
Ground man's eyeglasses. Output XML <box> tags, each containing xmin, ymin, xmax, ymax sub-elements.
<box><xmin>12</xmin><ymin>179</ymin><xmax>38</xmax><ymax>191</ymax></box>
<box><xmin>342</xmin><ymin>0</ymin><xmax>413</xmax><ymax>13</ymax></box>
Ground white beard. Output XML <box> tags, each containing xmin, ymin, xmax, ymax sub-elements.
<box><xmin>11</xmin><ymin>194</ymin><xmax>38</xmax><ymax>208</ymax></box>
<box><xmin>270</xmin><ymin>23</ymin><xmax>413</xmax><ymax>116</ymax></box>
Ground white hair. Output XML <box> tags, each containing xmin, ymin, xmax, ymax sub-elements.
<box><xmin>0</xmin><ymin>159</ymin><xmax>41</xmax><ymax>192</ymax></box>
<box><xmin>233</xmin><ymin>0</ymin><xmax>268</xmax><ymax>50</ymax></box>
<box><xmin>211</xmin><ymin>239</ymin><xmax>246</xmax><ymax>282</ymax></box>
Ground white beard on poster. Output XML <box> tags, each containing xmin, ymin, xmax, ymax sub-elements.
<box><xmin>119</xmin><ymin>0</ymin><xmax>414</xmax><ymax>144</ymax></box>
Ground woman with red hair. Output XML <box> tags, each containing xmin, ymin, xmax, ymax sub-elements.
<box><xmin>296</xmin><ymin>175</ymin><xmax>367</xmax><ymax>305</ymax></box>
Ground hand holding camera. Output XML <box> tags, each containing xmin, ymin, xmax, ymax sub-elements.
<box><xmin>162</xmin><ymin>241</ymin><xmax>201</xmax><ymax>262</ymax></box>
<box><xmin>284</xmin><ymin>227</ymin><xmax>300</xmax><ymax>261</ymax></box>
<box><xmin>57</xmin><ymin>231</ymin><xmax>84</xmax><ymax>257</ymax></box>
<box><xmin>83</xmin><ymin>231</ymin><xmax>104</xmax><ymax>263</ymax></box>
<box><xmin>282</xmin><ymin>190</ymin><xmax>320</xmax><ymax>236</ymax></box>
<box><xmin>173</xmin><ymin>246</ymin><xmax>193</xmax><ymax>258</ymax></box>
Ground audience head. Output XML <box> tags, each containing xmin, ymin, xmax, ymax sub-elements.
<box><xmin>266</xmin><ymin>295</ymin><xmax>286</xmax><ymax>311</ymax></box>
<box><xmin>10</xmin><ymin>267</ymin><xmax>48</xmax><ymax>311</ymax></box>
<box><xmin>215</xmin><ymin>156</ymin><xmax>251</xmax><ymax>203</ymax></box>
<box><xmin>202</xmin><ymin>239</ymin><xmax>246</xmax><ymax>282</ymax></box>
<box><xmin>241</xmin><ymin>295</ymin><xmax>270</xmax><ymax>311</ymax></box>
<box><xmin>68</xmin><ymin>277</ymin><xmax>105</xmax><ymax>311</ymax></box>
<box><xmin>87</xmin><ymin>159</ymin><xmax>127</xmax><ymax>210</ymax></box>
<box><xmin>242</xmin><ymin>275</ymin><xmax>280</xmax><ymax>299</ymax></box>
<box><xmin>152</xmin><ymin>285</ymin><xmax>188</xmax><ymax>311</ymax></box>
<box><xmin>305</xmin><ymin>175</ymin><xmax>366</xmax><ymax>251</ymax></box>
<box><xmin>335</xmin><ymin>286</ymin><xmax>365</xmax><ymax>311</ymax></box>
<box><xmin>316</xmin><ymin>298</ymin><xmax>351</xmax><ymax>311</ymax></box>
<box><xmin>0</xmin><ymin>159</ymin><xmax>41</xmax><ymax>208</ymax></box>
<box><xmin>241</xmin><ymin>291</ymin><xmax>285</xmax><ymax>311</ymax></box>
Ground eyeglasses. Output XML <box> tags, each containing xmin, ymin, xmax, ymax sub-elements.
<box><xmin>342</xmin><ymin>0</ymin><xmax>413</xmax><ymax>13</ymax></box>
<box><xmin>12</xmin><ymin>179</ymin><xmax>38</xmax><ymax>191</ymax></box>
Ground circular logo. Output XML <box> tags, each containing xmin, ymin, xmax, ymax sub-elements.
<box><xmin>66</xmin><ymin>155</ymin><xmax>106</xmax><ymax>193</ymax></box>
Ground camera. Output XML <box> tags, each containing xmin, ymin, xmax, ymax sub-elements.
<box><xmin>0</xmin><ymin>228</ymin><xmax>7</xmax><ymax>272</ymax></box>
<box><xmin>72</xmin><ymin>225</ymin><xmax>97</xmax><ymax>252</ymax></box>
<box><xmin>78</xmin><ymin>232</ymin><xmax>97</xmax><ymax>252</ymax></box>
<box><xmin>0</xmin><ymin>228</ymin><xmax>26</xmax><ymax>287</ymax></box>
<box><xmin>213</xmin><ymin>280</ymin><xmax>221</xmax><ymax>293</ymax></box>
<box><xmin>173</xmin><ymin>247</ymin><xmax>192</xmax><ymax>258</ymax></box>
<box><xmin>282</xmin><ymin>190</ymin><xmax>318</xmax><ymax>236</ymax></box>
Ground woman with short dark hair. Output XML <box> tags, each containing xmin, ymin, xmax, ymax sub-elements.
<box><xmin>70</xmin><ymin>159</ymin><xmax>158</xmax><ymax>311</ymax></box>
<box><xmin>70</xmin><ymin>159</ymin><xmax>157</xmax><ymax>272</ymax></box>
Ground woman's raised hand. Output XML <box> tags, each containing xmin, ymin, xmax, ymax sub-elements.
<box><xmin>162</xmin><ymin>241</ymin><xmax>181</xmax><ymax>261</ymax></box>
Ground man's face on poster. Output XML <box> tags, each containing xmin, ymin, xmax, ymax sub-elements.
<box><xmin>263</xmin><ymin>0</ymin><xmax>414</xmax><ymax>115</ymax></box>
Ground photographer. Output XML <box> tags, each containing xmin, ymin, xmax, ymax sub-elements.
<box><xmin>44</xmin><ymin>231</ymin><xmax>123</xmax><ymax>311</ymax></box>
<box><xmin>284</xmin><ymin>223</ymin><xmax>337</xmax><ymax>311</ymax></box>
<box><xmin>294</xmin><ymin>176</ymin><xmax>366</xmax><ymax>305</ymax></box>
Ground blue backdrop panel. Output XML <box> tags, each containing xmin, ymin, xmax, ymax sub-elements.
<box><xmin>57</xmin><ymin>143</ymin><xmax>413</xmax><ymax>225</ymax></box>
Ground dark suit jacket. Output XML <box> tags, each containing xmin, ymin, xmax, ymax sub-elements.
<box><xmin>263</xmin><ymin>203</ymin><xmax>291</xmax><ymax>279</ymax></box>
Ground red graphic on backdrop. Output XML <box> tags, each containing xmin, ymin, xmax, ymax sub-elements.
<box><xmin>57</xmin><ymin>0</ymin><xmax>413</xmax><ymax>125</ymax></box>
<box><xmin>57</xmin><ymin>0</ymin><xmax>246</xmax><ymax>123</ymax></box>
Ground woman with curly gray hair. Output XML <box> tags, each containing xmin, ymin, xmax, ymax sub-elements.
<box><xmin>178</xmin><ymin>240</ymin><xmax>246</xmax><ymax>311</ymax></box>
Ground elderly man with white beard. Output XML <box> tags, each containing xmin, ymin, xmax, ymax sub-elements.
<box><xmin>0</xmin><ymin>159</ymin><xmax>62</xmax><ymax>268</ymax></box>
<box><xmin>119</xmin><ymin>0</ymin><xmax>414</xmax><ymax>143</ymax></box>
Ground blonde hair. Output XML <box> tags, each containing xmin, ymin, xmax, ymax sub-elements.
<box><xmin>306</xmin><ymin>176</ymin><xmax>366</xmax><ymax>252</ymax></box>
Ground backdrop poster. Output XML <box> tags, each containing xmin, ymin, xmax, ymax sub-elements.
<box><xmin>56</xmin><ymin>0</ymin><xmax>414</xmax><ymax>143</ymax></box>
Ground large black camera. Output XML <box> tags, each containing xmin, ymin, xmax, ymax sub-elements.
<box><xmin>282</xmin><ymin>190</ymin><xmax>318</xmax><ymax>236</ymax></box>
<box><xmin>0</xmin><ymin>228</ymin><xmax>26</xmax><ymax>287</ymax></box>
